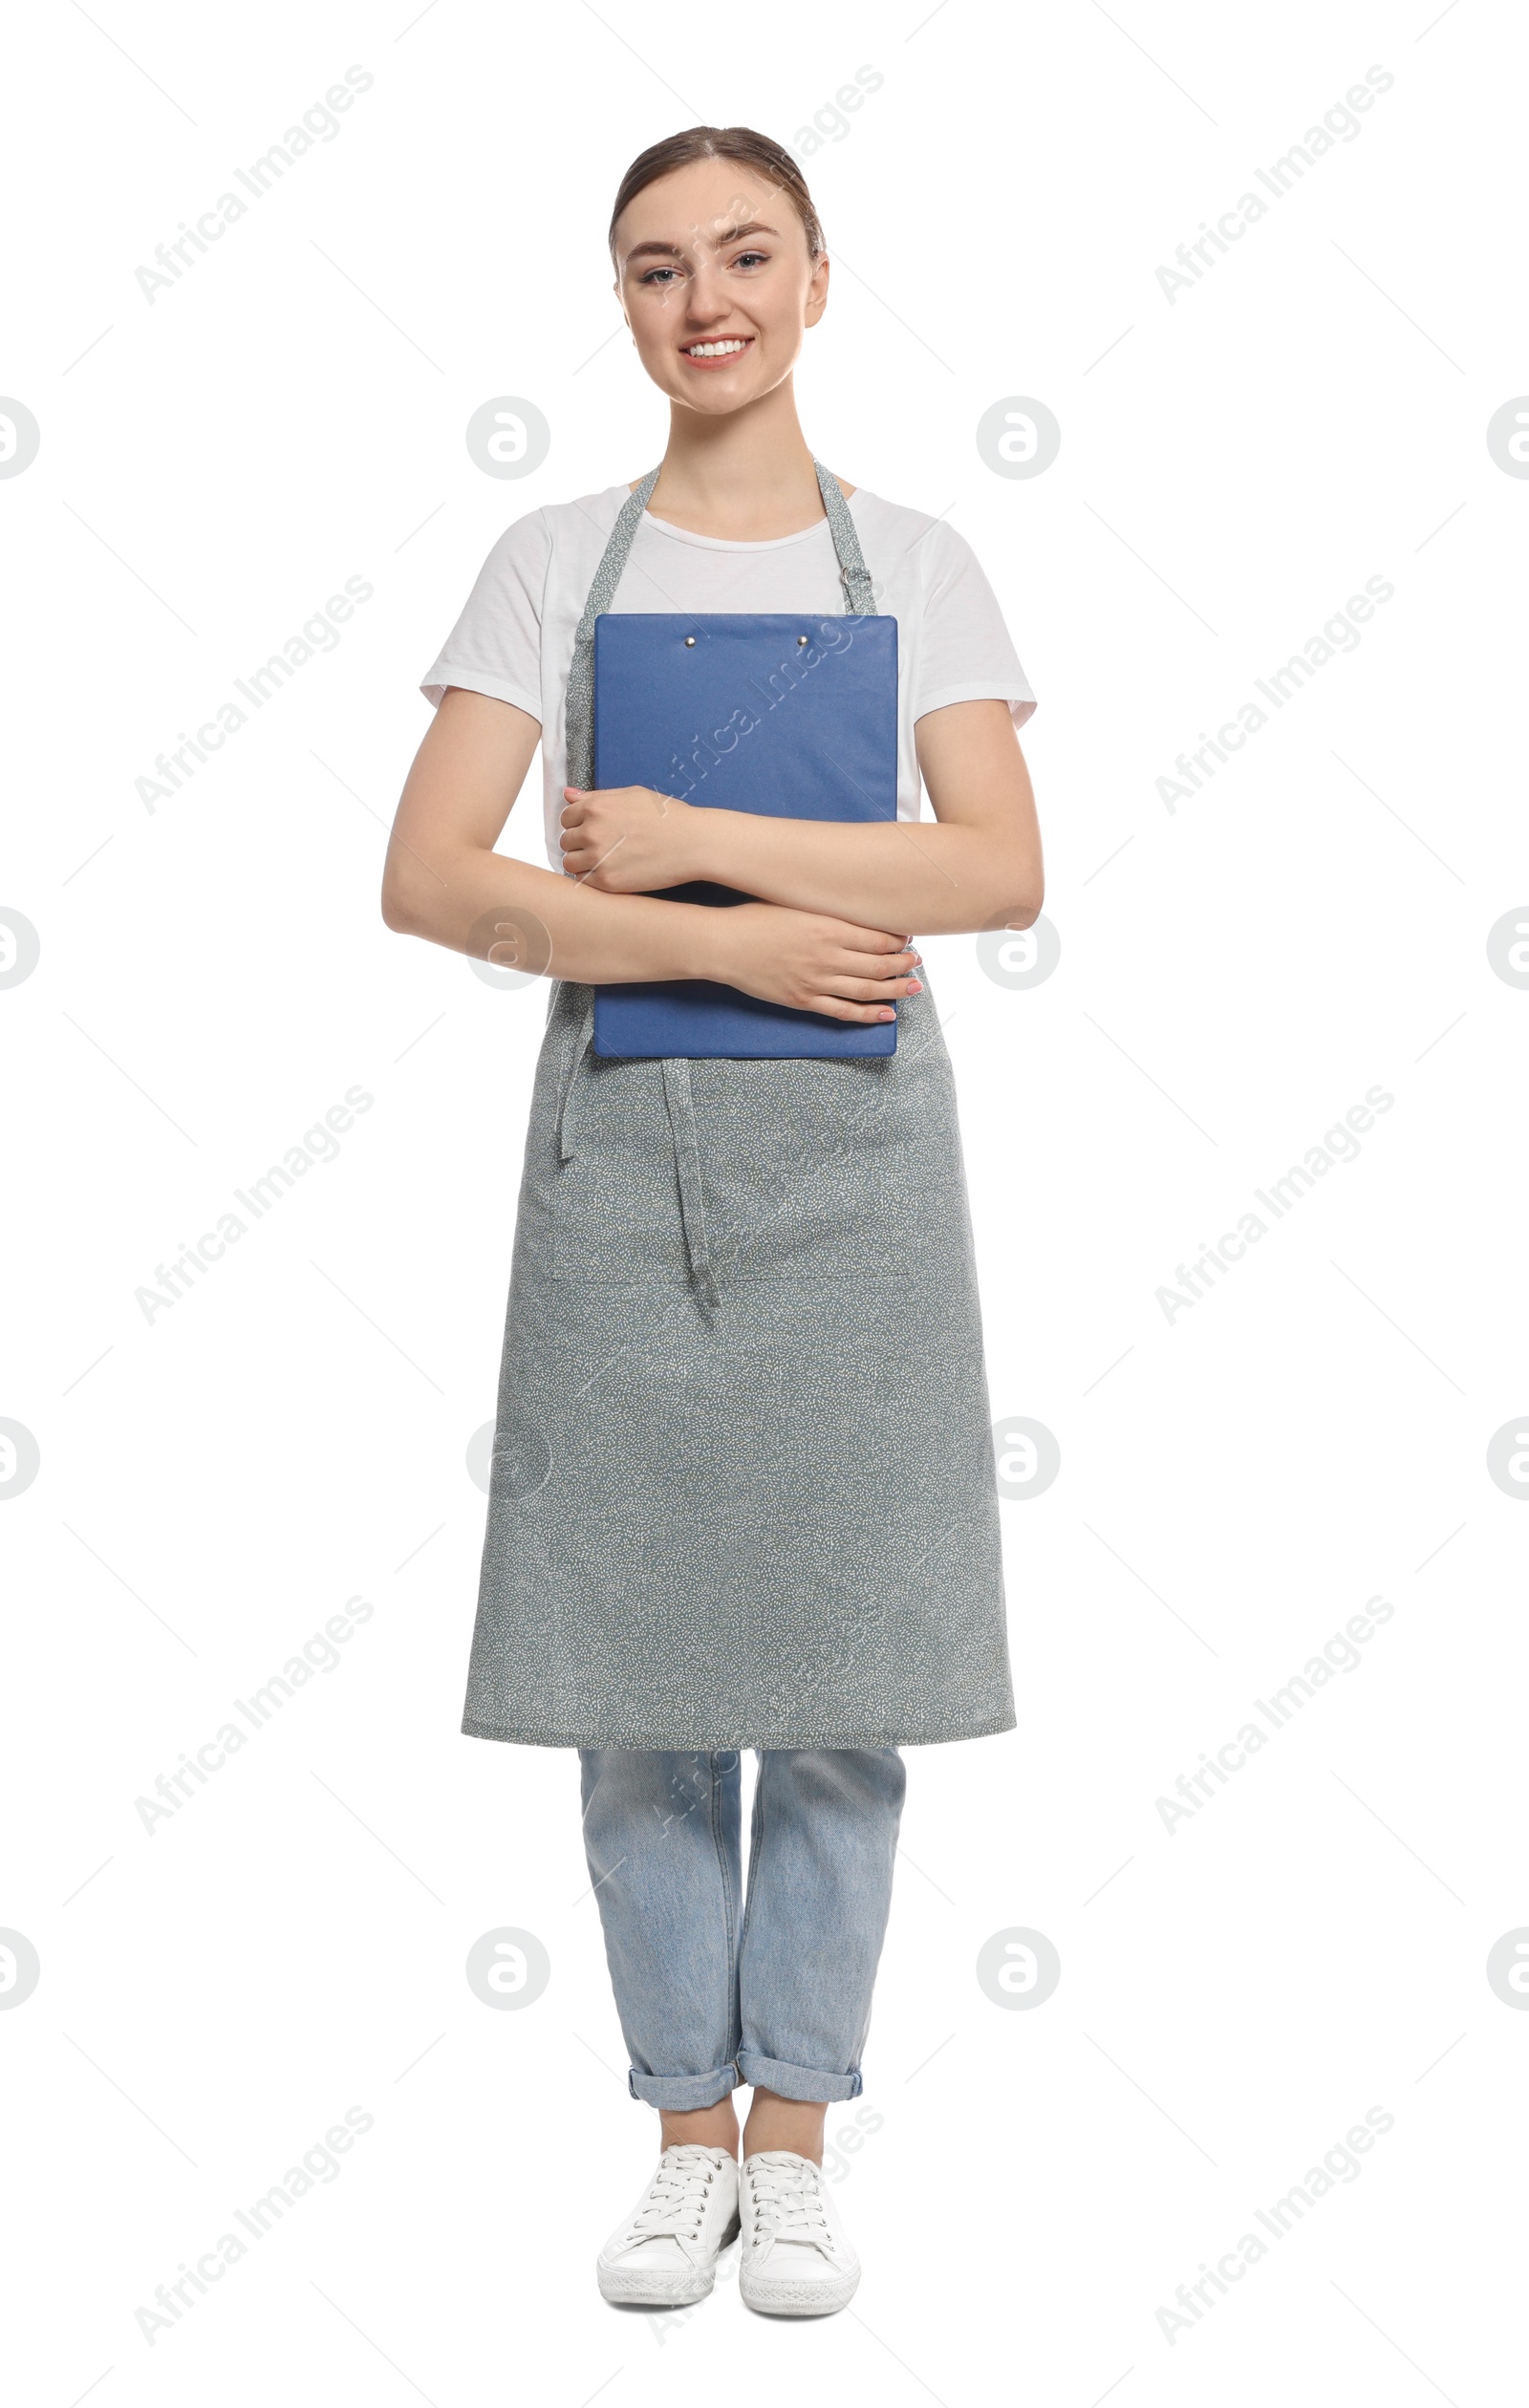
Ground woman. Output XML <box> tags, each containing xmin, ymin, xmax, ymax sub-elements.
<box><xmin>384</xmin><ymin>125</ymin><xmax>1043</xmax><ymax>2318</ymax></box>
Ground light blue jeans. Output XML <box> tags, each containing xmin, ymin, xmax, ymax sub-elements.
<box><xmin>578</xmin><ymin>1748</ymin><xmax>907</xmax><ymax>2107</ymax></box>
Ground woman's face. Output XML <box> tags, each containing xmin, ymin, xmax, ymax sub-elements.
<box><xmin>613</xmin><ymin>159</ymin><xmax>828</xmax><ymax>417</ymax></box>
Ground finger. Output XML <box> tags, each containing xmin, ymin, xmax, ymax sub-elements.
<box><xmin>803</xmin><ymin>995</ymin><xmax>900</xmax><ymax>1023</ymax></box>
<box><xmin>834</xmin><ymin>927</ymin><xmax>922</xmax><ymax>960</ymax></box>
<box><xmin>822</xmin><ymin>974</ymin><xmax>923</xmax><ymax>1002</ymax></box>
<box><xmin>846</xmin><ymin>925</ymin><xmax>916</xmax><ymax>954</ymax></box>
<box><xmin>565</xmin><ymin>841</ymin><xmax>626</xmax><ymax>887</ymax></box>
<box><xmin>833</xmin><ymin>949</ymin><xmax>919</xmax><ymax>978</ymax></box>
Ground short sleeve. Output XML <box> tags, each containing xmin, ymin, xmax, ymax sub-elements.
<box><xmin>911</xmin><ymin>521</ymin><xmax>1036</xmax><ymax>732</ymax></box>
<box><xmin>419</xmin><ymin>508</ymin><xmax>551</xmax><ymax>717</ymax></box>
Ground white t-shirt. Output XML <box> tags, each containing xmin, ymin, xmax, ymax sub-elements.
<box><xmin>420</xmin><ymin>483</ymin><xmax>1037</xmax><ymax>870</ymax></box>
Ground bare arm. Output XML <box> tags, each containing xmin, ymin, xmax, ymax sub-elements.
<box><xmin>559</xmin><ymin>698</ymin><xmax>1044</xmax><ymax>935</ymax></box>
<box><xmin>382</xmin><ymin>688</ymin><xmax>720</xmax><ymax>982</ymax></box>
<box><xmin>380</xmin><ymin>687</ymin><xmax>924</xmax><ymax>1023</ymax></box>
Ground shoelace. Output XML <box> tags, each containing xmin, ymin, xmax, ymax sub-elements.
<box><xmin>625</xmin><ymin>2147</ymin><xmax>719</xmax><ymax>2244</ymax></box>
<box><xmin>745</xmin><ymin>2154</ymin><xmax>835</xmax><ymax>2254</ymax></box>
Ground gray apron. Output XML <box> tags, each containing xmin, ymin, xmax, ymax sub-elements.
<box><xmin>463</xmin><ymin>465</ymin><xmax>1015</xmax><ymax>1750</ymax></box>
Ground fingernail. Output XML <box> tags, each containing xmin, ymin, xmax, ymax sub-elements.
<box><xmin>908</xmin><ymin>979</ymin><xmax>923</xmax><ymax>993</ymax></box>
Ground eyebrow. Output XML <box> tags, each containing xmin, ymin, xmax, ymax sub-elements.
<box><xmin>623</xmin><ymin>221</ymin><xmax>780</xmax><ymax>264</ymax></box>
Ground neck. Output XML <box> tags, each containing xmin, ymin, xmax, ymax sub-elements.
<box><xmin>648</xmin><ymin>380</ymin><xmax>826</xmax><ymax>539</ymax></box>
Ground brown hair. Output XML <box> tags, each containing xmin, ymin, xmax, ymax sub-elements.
<box><xmin>608</xmin><ymin>126</ymin><xmax>825</xmax><ymax>265</ymax></box>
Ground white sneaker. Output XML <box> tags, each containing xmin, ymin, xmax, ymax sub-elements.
<box><xmin>595</xmin><ymin>2144</ymin><xmax>741</xmax><ymax>2307</ymax></box>
<box><xmin>739</xmin><ymin>2150</ymin><xmax>860</xmax><ymax>2316</ymax></box>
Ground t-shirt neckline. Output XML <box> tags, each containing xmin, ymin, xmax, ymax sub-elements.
<box><xmin>621</xmin><ymin>481</ymin><xmax>863</xmax><ymax>554</ymax></box>
<box><xmin>636</xmin><ymin>506</ymin><xmax>838</xmax><ymax>554</ymax></box>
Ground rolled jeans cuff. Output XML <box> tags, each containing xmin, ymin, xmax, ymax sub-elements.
<box><xmin>627</xmin><ymin>2061</ymin><xmax>740</xmax><ymax>2108</ymax></box>
<box><xmin>735</xmin><ymin>2048</ymin><xmax>861</xmax><ymax>2104</ymax></box>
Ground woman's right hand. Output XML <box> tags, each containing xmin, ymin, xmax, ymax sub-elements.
<box><xmin>697</xmin><ymin>901</ymin><xmax>922</xmax><ymax>1023</ymax></box>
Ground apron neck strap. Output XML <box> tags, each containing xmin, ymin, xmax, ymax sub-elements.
<box><xmin>565</xmin><ymin>461</ymin><xmax>874</xmax><ymax>789</ymax></box>
<box><xmin>566</xmin><ymin>468</ymin><xmax>657</xmax><ymax>790</ymax></box>
<box><xmin>572</xmin><ymin>466</ymin><xmax>661</xmax><ymax>656</ymax></box>
<box><xmin>811</xmin><ymin>460</ymin><xmax>876</xmax><ymax>614</ymax></box>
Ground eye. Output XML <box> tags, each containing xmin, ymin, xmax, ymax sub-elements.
<box><xmin>732</xmin><ymin>250</ymin><xmax>768</xmax><ymax>269</ymax></box>
<box><xmin>638</xmin><ymin>266</ymin><xmax>684</xmax><ymax>287</ymax></box>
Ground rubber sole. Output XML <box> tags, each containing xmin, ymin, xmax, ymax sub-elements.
<box><xmin>740</xmin><ymin>2263</ymin><xmax>861</xmax><ymax>2317</ymax></box>
<box><xmin>596</xmin><ymin>2212</ymin><xmax>741</xmax><ymax>2308</ymax></box>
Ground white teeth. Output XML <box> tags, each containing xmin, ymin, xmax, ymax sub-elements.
<box><xmin>686</xmin><ymin>339</ymin><xmax>747</xmax><ymax>357</ymax></box>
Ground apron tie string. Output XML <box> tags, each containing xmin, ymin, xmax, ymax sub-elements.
<box><xmin>661</xmin><ymin>1058</ymin><xmax>721</xmax><ymax>1309</ymax></box>
<box><xmin>557</xmin><ymin>993</ymin><xmax>594</xmax><ymax>1163</ymax></box>
<box><xmin>556</xmin><ymin>996</ymin><xmax>721</xmax><ymax>1309</ymax></box>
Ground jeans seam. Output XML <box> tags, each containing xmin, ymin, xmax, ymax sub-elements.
<box><xmin>706</xmin><ymin>1751</ymin><xmax>741</xmax><ymax>2072</ymax></box>
<box><xmin>736</xmin><ymin>1749</ymin><xmax>768</xmax><ymax>2071</ymax></box>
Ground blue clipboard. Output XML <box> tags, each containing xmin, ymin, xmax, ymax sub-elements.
<box><xmin>591</xmin><ymin>613</ymin><xmax>899</xmax><ymax>1059</ymax></box>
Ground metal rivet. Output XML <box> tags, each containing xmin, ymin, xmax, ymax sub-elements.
<box><xmin>797</xmin><ymin>634</ymin><xmax>808</xmax><ymax>645</ymax></box>
<box><xmin>684</xmin><ymin>634</ymin><xmax>696</xmax><ymax>646</ymax></box>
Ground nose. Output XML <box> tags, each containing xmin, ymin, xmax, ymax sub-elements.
<box><xmin>683</xmin><ymin>261</ymin><xmax>731</xmax><ymax>326</ymax></box>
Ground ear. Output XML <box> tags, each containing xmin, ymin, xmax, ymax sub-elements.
<box><xmin>804</xmin><ymin>251</ymin><xmax>830</xmax><ymax>329</ymax></box>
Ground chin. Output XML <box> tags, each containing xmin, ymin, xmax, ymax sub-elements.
<box><xmin>685</xmin><ymin>385</ymin><xmax>762</xmax><ymax>413</ymax></box>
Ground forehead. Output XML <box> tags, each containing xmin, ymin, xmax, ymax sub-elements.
<box><xmin>614</xmin><ymin>158</ymin><xmax>791</xmax><ymax>258</ymax></box>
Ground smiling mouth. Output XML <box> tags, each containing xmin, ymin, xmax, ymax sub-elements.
<box><xmin>680</xmin><ymin>336</ymin><xmax>754</xmax><ymax>364</ymax></box>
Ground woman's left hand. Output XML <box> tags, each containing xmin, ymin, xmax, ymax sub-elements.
<box><xmin>560</xmin><ymin>785</ymin><xmax>700</xmax><ymax>892</ymax></box>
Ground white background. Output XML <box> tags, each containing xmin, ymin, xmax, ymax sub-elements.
<box><xmin>3</xmin><ymin>1</ymin><xmax>1525</xmax><ymax>2401</ymax></box>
